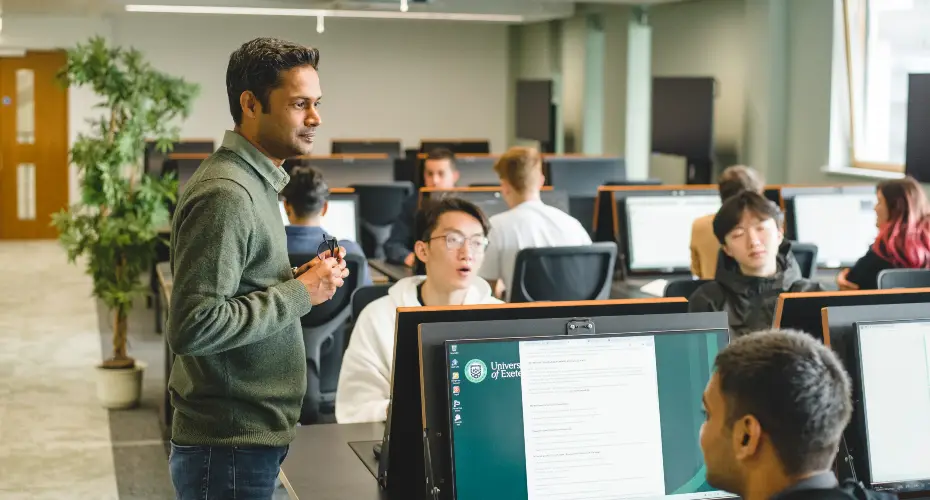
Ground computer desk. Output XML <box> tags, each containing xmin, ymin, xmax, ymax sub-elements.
<box><xmin>278</xmin><ymin>422</ymin><xmax>386</xmax><ymax>500</ymax></box>
<box><xmin>367</xmin><ymin>259</ymin><xmax>414</xmax><ymax>282</ymax></box>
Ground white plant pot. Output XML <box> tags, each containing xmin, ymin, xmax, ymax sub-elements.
<box><xmin>95</xmin><ymin>361</ymin><xmax>146</xmax><ymax>409</ymax></box>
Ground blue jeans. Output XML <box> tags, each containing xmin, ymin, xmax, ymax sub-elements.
<box><xmin>169</xmin><ymin>441</ymin><xmax>289</xmax><ymax>500</ymax></box>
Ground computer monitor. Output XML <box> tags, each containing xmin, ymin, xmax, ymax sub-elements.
<box><xmin>450</xmin><ymin>156</ymin><xmax>500</xmax><ymax>188</ymax></box>
<box><xmin>417</xmin><ymin>312</ymin><xmax>731</xmax><ymax>500</ymax></box>
<box><xmin>278</xmin><ymin>193</ymin><xmax>359</xmax><ymax>243</ymax></box>
<box><xmin>383</xmin><ymin>299</ymin><xmax>692</xmax><ymax>500</ymax></box>
<box><xmin>545</xmin><ymin>156</ymin><xmax>626</xmax><ymax>197</ymax></box>
<box><xmin>286</xmin><ymin>156</ymin><xmax>395</xmax><ymax>187</ymax></box>
<box><xmin>774</xmin><ymin>288</ymin><xmax>930</xmax><ymax>343</ymax></box>
<box><xmin>783</xmin><ymin>186</ymin><xmax>877</xmax><ymax>267</ymax></box>
<box><xmin>420</xmin><ymin>139</ymin><xmax>490</xmax><ymax>155</ymax></box>
<box><xmin>625</xmin><ymin>194</ymin><xmax>721</xmax><ymax>273</ymax></box>
<box><xmin>422</xmin><ymin>189</ymin><xmax>570</xmax><ymax>218</ymax></box>
<box><xmin>851</xmin><ymin>319</ymin><xmax>930</xmax><ymax>493</ymax></box>
<box><xmin>331</xmin><ymin>139</ymin><xmax>401</xmax><ymax>157</ymax></box>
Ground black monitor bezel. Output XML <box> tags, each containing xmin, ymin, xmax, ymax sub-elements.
<box><xmin>851</xmin><ymin>318</ymin><xmax>930</xmax><ymax>494</ymax></box>
<box><xmin>382</xmin><ymin>299</ymin><xmax>691</xmax><ymax>500</ymax></box>
<box><xmin>417</xmin><ymin>312</ymin><xmax>730</xmax><ymax>500</ymax></box>
<box><xmin>621</xmin><ymin>190</ymin><xmax>721</xmax><ymax>274</ymax></box>
<box><xmin>543</xmin><ymin>156</ymin><xmax>626</xmax><ymax>197</ymax></box>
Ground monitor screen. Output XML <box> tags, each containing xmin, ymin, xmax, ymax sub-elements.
<box><xmin>855</xmin><ymin>320</ymin><xmax>930</xmax><ymax>488</ymax></box>
<box><xmin>793</xmin><ymin>194</ymin><xmax>877</xmax><ymax>267</ymax></box>
<box><xmin>279</xmin><ymin>198</ymin><xmax>358</xmax><ymax>242</ymax></box>
<box><xmin>626</xmin><ymin>195</ymin><xmax>721</xmax><ymax>272</ymax></box>
<box><xmin>445</xmin><ymin>330</ymin><xmax>731</xmax><ymax>500</ymax></box>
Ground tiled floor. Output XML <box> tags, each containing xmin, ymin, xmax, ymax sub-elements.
<box><xmin>0</xmin><ymin>241</ymin><xmax>119</xmax><ymax>499</ymax></box>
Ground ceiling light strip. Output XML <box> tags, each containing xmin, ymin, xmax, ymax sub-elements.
<box><xmin>124</xmin><ymin>4</ymin><xmax>523</xmax><ymax>22</ymax></box>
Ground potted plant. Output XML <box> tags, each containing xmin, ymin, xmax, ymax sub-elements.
<box><xmin>52</xmin><ymin>36</ymin><xmax>199</xmax><ymax>409</ymax></box>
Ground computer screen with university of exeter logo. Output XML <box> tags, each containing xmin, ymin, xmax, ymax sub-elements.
<box><xmin>444</xmin><ymin>330</ymin><xmax>733</xmax><ymax>500</ymax></box>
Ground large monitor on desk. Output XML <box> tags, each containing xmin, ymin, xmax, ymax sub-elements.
<box><xmin>285</xmin><ymin>155</ymin><xmax>395</xmax><ymax>187</ymax></box>
<box><xmin>773</xmin><ymin>288</ymin><xmax>930</xmax><ymax>343</ymax></box>
<box><xmin>417</xmin><ymin>312</ymin><xmax>731</xmax><ymax>500</ymax></box>
<box><xmin>420</xmin><ymin>187</ymin><xmax>570</xmax><ymax>218</ymax></box>
<box><xmin>331</xmin><ymin>139</ymin><xmax>401</xmax><ymax>157</ymax></box>
<box><xmin>420</xmin><ymin>139</ymin><xmax>490</xmax><ymax>155</ymax></box>
<box><xmin>279</xmin><ymin>192</ymin><xmax>360</xmax><ymax>243</ymax></box>
<box><xmin>782</xmin><ymin>186</ymin><xmax>877</xmax><ymax>267</ymax></box>
<box><xmin>544</xmin><ymin>156</ymin><xmax>625</xmax><ymax>197</ymax></box>
<box><xmin>624</xmin><ymin>193</ymin><xmax>721</xmax><ymax>273</ymax></box>
<box><xmin>820</xmin><ymin>303</ymin><xmax>930</xmax><ymax>492</ymax></box>
<box><xmin>384</xmin><ymin>299</ymin><xmax>691</xmax><ymax>500</ymax></box>
<box><xmin>442</xmin><ymin>155</ymin><xmax>500</xmax><ymax>188</ymax></box>
<box><xmin>851</xmin><ymin>319</ymin><xmax>930</xmax><ymax>493</ymax></box>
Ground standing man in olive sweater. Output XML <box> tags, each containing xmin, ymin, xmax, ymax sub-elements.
<box><xmin>167</xmin><ymin>38</ymin><xmax>348</xmax><ymax>499</ymax></box>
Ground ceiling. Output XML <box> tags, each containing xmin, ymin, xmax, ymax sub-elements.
<box><xmin>0</xmin><ymin>0</ymin><xmax>686</xmax><ymax>21</ymax></box>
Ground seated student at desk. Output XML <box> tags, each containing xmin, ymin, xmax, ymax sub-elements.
<box><xmin>837</xmin><ymin>176</ymin><xmax>930</xmax><ymax>290</ymax></box>
<box><xmin>700</xmin><ymin>330</ymin><xmax>893</xmax><ymax>500</ymax></box>
<box><xmin>689</xmin><ymin>192</ymin><xmax>822</xmax><ymax>336</ymax></box>
<box><xmin>281</xmin><ymin>166</ymin><xmax>371</xmax><ymax>285</ymax></box>
<box><xmin>478</xmin><ymin>146</ymin><xmax>591</xmax><ymax>299</ymax></box>
<box><xmin>335</xmin><ymin>197</ymin><xmax>502</xmax><ymax>423</ymax></box>
<box><xmin>690</xmin><ymin>165</ymin><xmax>765</xmax><ymax>279</ymax></box>
<box><xmin>383</xmin><ymin>148</ymin><xmax>460</xmax><ymax>267</ymax></box>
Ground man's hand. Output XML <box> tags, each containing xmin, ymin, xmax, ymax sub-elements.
<box><xmin>296</xmin><ymin>247</ymin><xmax>350</xmax><ymax>305</ymax></box>
<box><xmin>403</xmin><ymin>252</ymin><xmax>415</xmax><ymax>268</ymax></box>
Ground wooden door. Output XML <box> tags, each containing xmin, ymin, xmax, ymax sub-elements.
<box><xmin>0</xmin><ymin>50</ymin><xmax>69</xmax><ymax>240</ymax></box>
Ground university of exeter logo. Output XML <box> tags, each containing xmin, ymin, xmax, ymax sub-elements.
<box><xmin>464</xmin><ymin>359</ymin><xmax>487</xmax><ymax>383</ymax></box>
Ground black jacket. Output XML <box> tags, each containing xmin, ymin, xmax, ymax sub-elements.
<box><xmin>772</xmin><ymin>475</ymin><xmax>897</xmax><ymax>500</ymax></box>
<box><xmin>688</xmin><ymin>241</ymin><xmax>823</xmax><ymax>337</ymax></box>
<box><xmin>383</xmin><ymin>192</ymin><xmax>418</xmax><ymax>264</ymax></box>
<box><xmin>846</xmin><ymin>246</ymin><xmax>895</xmax><ymax>290</ymax></box>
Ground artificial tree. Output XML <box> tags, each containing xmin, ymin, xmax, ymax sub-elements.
<box><xmin>52</xmin><ymin>36</ymin><xmax>199</xmax><ymax>369</ymax></box>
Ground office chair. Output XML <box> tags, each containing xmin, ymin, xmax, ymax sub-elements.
<box><xmin>288</xmin><ymin>253</ymin><xmax>364</xmax><ymax>425</ymax></box>
<box><xmin>788</xmin><ymin>241</ymin><xmax>818</xmax><ymax>279</ymax></box>
<box><xmin>351</xmin><ymin>284</ymin><xmax>392</xmax><ymax>323</ymax></box>
<box><xmin>509</xmin><ymin>242</ymin><xmax>617</xmax><ymax>303</ymax></box>
<box><xmin>350</xmin><ymin>182</ymin><xmax>415</xmax><ymax>260</ymax></box>
<box><xmin>877</xmin><ymin>268</ymin><xmax>930</xmax><ymax>289</ymax></box>
<box><xmin>663</xmin><ymin>279</ymin><xmax>711</xmax><ymax>299</ymax></box>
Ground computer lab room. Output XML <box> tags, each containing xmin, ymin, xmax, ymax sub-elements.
<box><xmin>3</xmin><ymin>0</ymin><xmax>930</xmax><ymax>498</ymax></box>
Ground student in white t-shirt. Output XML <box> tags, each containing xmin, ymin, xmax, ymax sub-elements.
<box><xmin>478</xmin><ymin>146</ymin><xmax>592</xmax><ymax>299</ymax></box>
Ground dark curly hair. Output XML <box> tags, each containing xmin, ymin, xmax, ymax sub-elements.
<box><xmin>281</xmin><ymin>166</ymin><xmax>328</xmax><ymax>218</ymax></box>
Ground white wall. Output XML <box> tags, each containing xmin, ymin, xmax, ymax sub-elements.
<box><xmin>4</xmin><ymin>13</ymin><xmax>511</xmax><ymax>202</ymax></box>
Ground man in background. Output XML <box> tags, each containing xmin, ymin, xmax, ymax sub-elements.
<box><xmin>384</xmin><ymin>148</ymin><xmax>459</xmax><ymax>267</ymax></box>
<box><xmin>478</xmin><ymin>146</ymin><xmax>591</xmax><ymax>299</ymax></box>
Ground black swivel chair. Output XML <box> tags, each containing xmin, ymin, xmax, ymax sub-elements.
<box><xmin>351</xmin><ymin>284</ymin><xmax>392</xmax><ymax>321</ymax></box>
<box><xmin>788</xmin><ymin>241</ymin><xmax>818</xmax><ymax>279</ymax></box>
<box><xmin>288</xmin><ymin>253</ymin><xmax>364</xmax><ymax>425</ymax></box>
<box><xmin>508</xmin><ymin>242</ymin><xmax>617</xmax><ymax>303</ymax></box>
<box><xmin>350</xmin><ymin>182</ymin><xmax>415</xmax><ymax>260</ymax></box>
<box><xmin>877</xmin><ymin>268</ymin><xmax>930</xmax><ymax>289</ymax></box>
<box><xmin>663</xmin><ymin>279</ymin><xmax>711</xmax><ymax>299</ymax></box>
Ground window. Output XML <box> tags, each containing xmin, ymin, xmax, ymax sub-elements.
<box><xmin>839</xmin><ymin>0</ymin><xmax>930</xmax><ymax>172</ymax></box>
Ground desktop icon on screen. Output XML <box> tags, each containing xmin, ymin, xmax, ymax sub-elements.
<box><xmin>453</xmin><ymin>386</ymin><xmax>460</xmax><ymax>395</ymax></box>
<box><xmin>451</xmin><ymin>359</ymin><xmax>459</xmax><ymax>368</ymax></box>
<box><xmin>451</xmin><ymin>345</ymin><xmax>458</xmax><ymax>353</ymax></box>
<box><xmin>452</xmin><ymin>372</ymin><xmax>459</xmax><ymax>380</ymax></box>
<box><xmin>454</xmin><ymin>414</ymin><xmax>462</xmax><ymax>423</ymax></box>
<box><xmin>453</xmin><ymin>400</ymin><xmax>461</xmax><ymax>408</ymax></box>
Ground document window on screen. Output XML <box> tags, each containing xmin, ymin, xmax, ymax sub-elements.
<box><xmin>625</xmin><ymin>196</ymin><xmax>721</xmax><ymax>271</ymax></box>
<box><xmin>446</xmin><ymin>331</ymin><xmax>732</xmax><ymax>500</ymax></box>
<box><xmin>857</xmin><ymin>321</ymin><xmax>930</xmax><ymax>486</ymax></box>
<box><xmin>793</xmin><ymin>194</ymin><xmax>877</xmax><ymax>267</ymax></box>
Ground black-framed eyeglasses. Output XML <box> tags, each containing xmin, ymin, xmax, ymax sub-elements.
<box><xmin>428</xmin><ymin>232</ymin><xmax>489</xmax><ymax>252</ymax></box>
<box><xmin>317</xmin><ymin>235</ymin><xmax>341</xmax><ymax>261</ymax></box>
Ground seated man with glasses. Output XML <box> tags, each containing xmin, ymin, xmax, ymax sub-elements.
<box><xmin>335</xmin><ymin>197</ymin><xmax>502</xmax><ymax>423</ymax></box>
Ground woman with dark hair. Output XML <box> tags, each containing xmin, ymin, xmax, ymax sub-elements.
<box><xmin>837</xmin><ymin>176</ymin><xmax>930</xmax><ymax>290</ymax></box>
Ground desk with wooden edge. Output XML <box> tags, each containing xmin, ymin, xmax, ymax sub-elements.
<box><xmin>278</xmin><ymin>422</ymin><xmax>386</xmax><ymax>500</ymax></box>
